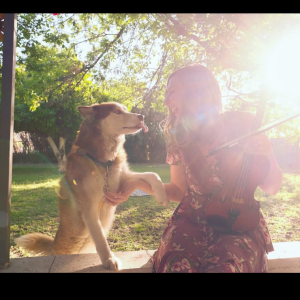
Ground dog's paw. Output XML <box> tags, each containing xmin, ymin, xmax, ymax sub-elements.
<box><xmin>157</xmin><ymin>193</ymin><xmax>170</xmax><ymax>207</ymax></box>
<box><xmin>103</xmin><ymin>254</ymin><xmax>122</xmax><ymax>271</ymax></box>
<box><xmin>153</xmin><ymin>187</ymin><xmax>170</xmax><ymax>207</ymax></box>
<box><xmin>152</xmin><ymin>183</ymin><xmax>170</xmax><ymax>207</ymax></box>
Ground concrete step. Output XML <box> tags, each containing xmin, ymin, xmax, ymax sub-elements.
<box><xmin>267</xmin><ymin>241</ymin><xmax>300</xmax><ymax>273</ymax></box>
<box><xmin>1</xmin><ymin>241</ymin><xmax>299</xmax><ymax>273</ymax></box>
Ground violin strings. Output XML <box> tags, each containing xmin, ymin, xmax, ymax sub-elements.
<box><xmin>236</xmin><ymin>109</ymin><xmax>263</xmax><ymax>209</ymax></box>
<box><xmin>230</xmin><ymin>150</ymin><xmax>248</xmax><ymax>212</ymax></box>
<box><xmin>232</xmin><ymin>153</ymin><xmax>251</xmax><ymax>212</ymax></box>
<box><xmin>231</xmin><ymin>108</ymin><xmax>263</xmax><ymax>214</ymax></box>
<box><xmin>237</xmin><ymin>154</ymin><xmax>254</xmax><ymax>206</ymax></box>
<box><xmin>231</xmin><ymin>148</ymin><xmax>248</xmax><ymax>212</ymax></box>
<box><xmin>236</xmin><ymin>113</ymin><xmax>262</xmax><ymax>207</ymax></box>
<box><xmin>232</xmin><ymin>152</ymin><xmax>253</xmax><ymax>213</ymax></box>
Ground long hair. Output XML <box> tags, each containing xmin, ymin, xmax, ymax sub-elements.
<box><xmin>163</xmin><ymin>64</ymin><xmax>223</xmax><ymax>152</ymax></box>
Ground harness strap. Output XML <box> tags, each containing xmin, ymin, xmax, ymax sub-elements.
<box><xmin>85</xmin><ymin>153</ymin><xmax>114</xmax><ymax>169</ymax></box>
<box><xmin>76</xmin><ymin>148</ymin><xmax>114</xmax><ymax>212</ymax></box>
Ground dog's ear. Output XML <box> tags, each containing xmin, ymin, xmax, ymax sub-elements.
<box><xmin>78</xmin><ymin>106</ymin><xmax>94</xmax><ymax>120</ymax></box>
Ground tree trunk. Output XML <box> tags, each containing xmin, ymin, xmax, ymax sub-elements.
<box><xmin>46</xmin><ymin>136</ymin><xmax>67</xmax><ymax>173</ymax></box>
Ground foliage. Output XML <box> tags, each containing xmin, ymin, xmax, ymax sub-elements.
<box><xmin>0</xmin><ymin>13</ymin><xmax>67</xmax><ymax>66</ymax></box>
<box><xmin>3</xmin><ymin>14</ymin><xmax>300</xmax><ymax>109</ymax></box>
<box><xmin>36</xmin><ymin>14</ymin><xmax>300</xmax><ymax>109</ymax></box>
<box><xmin>19</xmin><ymin>13</ymin><xmax>300</xmax><ymax>142</ymax></box>
<box><xmin>13</xmin><ymin>151</ymin><xmax>56</xmax><ymax>164</ymax></box>
<box><xmin>2</xmin><ymin>13</ymin><xmax>300</xmax><ymax>154</ymax></box>
<box><xmin>8</xmin><ymin>45</ymin><xmax>110</xmax><ymax>142</ymax></box>
<box><xmin>125</xmin><ymin>102</ymin><xmax>167</xmax><ymax>163</ymax></box>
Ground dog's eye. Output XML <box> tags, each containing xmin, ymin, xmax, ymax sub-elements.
<box><xmin>114</xmin><ymin>110</ymin><xmax>122</xmax><ymax>114</ymax></box>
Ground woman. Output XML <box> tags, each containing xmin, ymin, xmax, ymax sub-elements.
<box><xmin>105</xmin><ymin>64</ymin><xmax>283</xmax><ymax>273</ymax></box>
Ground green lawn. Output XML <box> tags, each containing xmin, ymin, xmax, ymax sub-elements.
<box><xmin>9</xmin><ymin>163</ymin><xmax>300</xmax><ymax>258</ymax></box>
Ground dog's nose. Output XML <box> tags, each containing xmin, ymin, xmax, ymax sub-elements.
<box><xmin>138</xmin><ymin>114</ymin><xmax>144</xmax><ymax>121</ymax></box>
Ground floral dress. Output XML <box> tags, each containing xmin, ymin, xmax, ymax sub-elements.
<box><xmin>152</xmin><ymin>111</ymin><xmax>274</xmax><ymax>273</ymax></box>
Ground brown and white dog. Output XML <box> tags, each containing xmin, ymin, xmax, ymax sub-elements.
<box><xmin>15</xmin><ymin>102</ymin><xmax>169</xmax><ymax>271</ymax></box>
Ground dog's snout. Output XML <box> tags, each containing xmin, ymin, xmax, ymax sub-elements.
<box><xmin>138</xmin><ymin>114</ymin><xmax>144</xmax><ymax>121</ymax></box>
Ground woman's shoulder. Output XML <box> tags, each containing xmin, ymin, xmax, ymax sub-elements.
<box><xmin>166</xmin><ymin>148</ymin><xmax>182</xmax><ymax>165</ymax></box>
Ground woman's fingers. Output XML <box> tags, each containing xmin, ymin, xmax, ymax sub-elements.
<box><xmin>105</xmin><ymin>198</ymin><xmax>118</xmax><ymax>206</ymax></box>
<box><xmin>106</xmin><ymin>191</ymin><xmax>121</xmax><ymax>198</ymax></box>
<box><xmin>104</xmin><ymin>191</ymin><xmax>129</xmax><ymax>206</ymax></box>
<box><xmin>104</xmin><ymin>179</ymin><xmax>139</xmax><ymax>206</ymax></box>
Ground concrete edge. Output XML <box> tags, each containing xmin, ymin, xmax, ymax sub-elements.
<box><xmin>1</xmin><ymin>242</ymin><xmax>299</xmax><ymax>273</ymax></box>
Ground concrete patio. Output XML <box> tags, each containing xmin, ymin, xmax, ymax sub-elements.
<box><xmin>1</xmin><ymin>241</ymin><xmax>300</xmax><ymax>273</ymax></box>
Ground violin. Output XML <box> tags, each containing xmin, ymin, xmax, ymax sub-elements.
<box><xmin>205</xmin><ymin>94</ymin><xmax>300</xmax><ymax>234</ymax></box>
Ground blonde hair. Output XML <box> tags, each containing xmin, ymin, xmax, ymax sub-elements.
<box><xmin>163</xmin><ymin>64</ymin><xmax>222</xmax><ymax>152</ymax></box>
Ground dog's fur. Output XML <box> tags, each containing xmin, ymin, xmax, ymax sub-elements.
<box><xmin>15</xmin><ymin>102</ymin><xmax>169</xmax><ymax>271</ymax></box>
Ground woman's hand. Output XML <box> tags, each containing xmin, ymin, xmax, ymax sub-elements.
<box><xmin>238</xmin><ymin>134</ymin><xmax>272</xmax><ymax>156</ymax></box>
<box><xmin>238</xmin><ymin>133</ymin><xmax>282</xmax><ymax>194</ymax></box>
<box><xmin>105</xmin><ymin>179</ymin><xmax>139</xmax><ymax>206</ymax></box>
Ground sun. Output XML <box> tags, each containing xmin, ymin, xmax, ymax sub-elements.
<box><xmin>260</xmin><ymin>32</ymin><xmax>300</xmax><ymax>109</ymax></box>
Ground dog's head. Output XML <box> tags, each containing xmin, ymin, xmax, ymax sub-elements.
<box><xmin>78</xmin><ymin>102</ymin><xmax>148</xmax><ymax>135</ymax></box>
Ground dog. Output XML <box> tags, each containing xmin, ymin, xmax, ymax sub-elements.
<box><xmin>15</xmin><ymin>102</ymin><xmax>170</xmax><ymax>271</ymax></box>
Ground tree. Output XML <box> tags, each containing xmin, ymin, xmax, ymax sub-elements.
<box><xmin>125</xmin><ymin>101</ymin><xmax>168</xmax><ymax>163</ymax></box>
<box><xmin>41</xmin><ymin>14</ymin><xmax>300</xmax><ymax>100</ymax></box>
<box><xmin>0</xmin><ymin>14</ymin><xmax>63</xmax><ymax>64</ymax></box>
<box><xmin>3</xmin><ymin>13</ymin><xmax>300</xmax><ymax>167</ymax></box>
<box><xmin>10</xmin><ymin>45</ymin><xmax>111</xmax><ymax>172</ymax></box>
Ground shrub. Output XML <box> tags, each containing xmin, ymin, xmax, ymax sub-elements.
<box><xmin>13</xmin><ymin>152</ymin><xmax>56</xmax><ymax>164</ymax></box>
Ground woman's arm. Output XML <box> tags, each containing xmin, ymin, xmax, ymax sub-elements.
<box><xmin>105</xmin><ymin>164</ymin><xmax>187</xmax><ymax>206</ymax></box>
<box><xmin>164</xmin><ymin>164</ymin><xmax>188</xmax><ymax>202</ymax></box>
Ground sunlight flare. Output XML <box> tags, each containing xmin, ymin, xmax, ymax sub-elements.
<box><xmin>261</xmin><ymin>32</ymin><xmax>300</xmax><ymax>108</ymax></box>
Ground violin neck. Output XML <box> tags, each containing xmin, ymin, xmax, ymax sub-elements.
<box><xmin>251</xmin><ymin>97</ymin><xmax>266</xmax><ymax>131</ymax></box>
<box><xmin>237</xmin><ymin>98</ymin><xmax>266</xmax><ymax>188</ymax></box>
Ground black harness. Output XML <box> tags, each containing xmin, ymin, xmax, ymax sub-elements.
<box><xmin>85</xmin><ymin>152</ymin><xmax>114</xmax><ymax>169</ymax></box>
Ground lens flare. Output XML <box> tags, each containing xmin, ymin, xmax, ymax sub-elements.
<box><xmin>260</xmin><ymin>31</ymin><xmax>300</xmax><ymax>108</ymax></box>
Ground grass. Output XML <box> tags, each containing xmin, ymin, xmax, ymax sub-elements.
<box><xmin>9</xmin><ymin>163</ymin><xmax>300</xmax><ymax>258</ymax></box>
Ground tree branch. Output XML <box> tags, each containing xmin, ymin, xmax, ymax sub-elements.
<box><xmin>134</xmin><ymin>51</ymin><xmax>168</xmax><ymax>107</ymax></box>
<box><xmin>46</xmin><ymin>25</ymin><xmax>126</xmax><ymax>98</ymax></box>
<box><xmin>86</xmin><ymin>26</ymin><xmax>126</xmax><ymax>71</ymax></box>
<box><xmin>226</xmin><ymin>86</ymin><xmax>258</xmax><ymax>97</ymax></box>
<box><xmin>72</xmin><ymin>25</ymin><xmax>126</xmax><ymax>88</ymax></box>
<box><xmin>162</xmin><ymin>14</ymin><xmax>208</xmax><ymax>49</ymax></box>
<box><xmin>51</xmin><ymin>13</ymin><xmax>76</xmax><ymax>27</ymax></box>
<box><xmin>69</xmin><ymin>32</ymin><xmax>114</xmax><ymax>49</ymax></box>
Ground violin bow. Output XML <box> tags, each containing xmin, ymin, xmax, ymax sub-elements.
<box><xmin>206</xmin><ymin>109</ymin><xmax>300</xmax><ymax>158</ymax></box>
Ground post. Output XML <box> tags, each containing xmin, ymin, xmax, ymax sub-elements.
<box><xmin>0</xmin><ymin>13</ymin><xmax>17</xmax><ymax>268</ymax></box>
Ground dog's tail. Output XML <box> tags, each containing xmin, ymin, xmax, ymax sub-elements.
<box><xmin>15</xmin><ymin>233</ymin><xmax>54</xmax><ymax>256</ymax></box>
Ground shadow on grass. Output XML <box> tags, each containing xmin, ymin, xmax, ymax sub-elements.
<box><xmin>11</xmin><ymin>185</ymin><xmax>60</xmax><ymax>245</ymax></box>
<box><xmin>256</xmin><ymin>172</ymin><xmax>300</xmax><ymax>242</ymax></box>
<box><xmin>109</xmin><ymin>195</ymin><xmax>178</xmax><ymax>252</ymax></box>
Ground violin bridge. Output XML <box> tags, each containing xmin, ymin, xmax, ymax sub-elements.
<box><xmin>232</xmin><ymin>197</ymin><xmax>244</xmax><ymax>204</ymax></box>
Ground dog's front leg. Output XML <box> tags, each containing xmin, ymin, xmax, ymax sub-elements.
<box><xmin>128</xmin><ymin>172</ymin><xmax>170</xmax><ymax>207</ymax></box>
<box><xmin>81</xmin><ymin>204</ymin><xmax>122</xmax><ymax>271</ymax></box>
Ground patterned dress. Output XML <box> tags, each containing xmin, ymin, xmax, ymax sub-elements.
<box><xmin>152</xmin><ymin>111</ymin><xmax>274</xmax><ymax>273</ymax></box>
